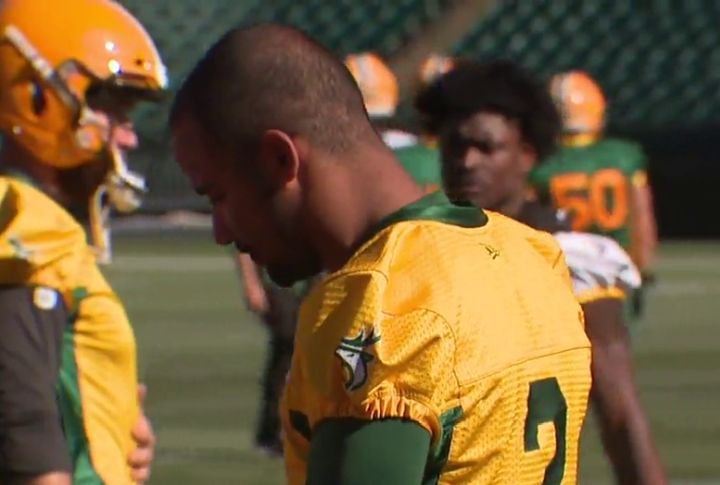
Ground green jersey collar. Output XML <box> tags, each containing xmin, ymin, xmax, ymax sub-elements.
<box><xmin>362</xmin><ymin>191</ymin><xmax>488</xmax><ymax>245</ymax></box>
<box><xmin>1</xmin><ymin>170</ymin><xmax>40</xmax><ymax>189</ymax></box>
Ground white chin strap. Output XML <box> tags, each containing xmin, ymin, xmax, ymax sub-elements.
<box><xmin>89</xmin><ymin>144</ymin><xmax>147</xmax><ymax>264</ymax></box>
<box><xmin>106</xmin><ymin>143</ymin><xmax>147</xmax><ymax>213</ymax></box>
<box><xmin>89</xmin><ymin>184</ymin><xmax>112</xmax><ymax>264</ymax></box>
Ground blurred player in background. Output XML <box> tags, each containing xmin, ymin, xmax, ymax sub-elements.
<box><xmin>530</xmin><ymin>70</ymin><xmax>658</xmax><ymax>317</ymax></box>
<box><xmin>172</xmin><ymin>24</ymin><xmax>591</xmax><ymax>485</ymax></box>
<box><xmin>0</xmin><ymin>0</ymin><xmax>165</xmax><ymax>483</ymax></box>
<box><xmin>416</xmin><ymin>60</ymin><xmax>667</xmax><ymax>485</ymax></box>
<box><xmin>417</xmin><ymin>54</ymin><xmax>455</xmax><ymax>91</ymax></box>
<box><xmin>343</xmin><ymin>52</ymin><xmax>403</xmax><ymax>146</ymax></box>
<box><xmin>345</xmin><ymin>51</ymin><xmax>442</xmax><ymax>193</ymax></box>
<box><xmin>234</xmin><ymin>252</ymin><xmax>313</xmax><ymax>457</ymax></box>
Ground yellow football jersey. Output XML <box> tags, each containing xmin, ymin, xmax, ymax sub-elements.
<box><xmin>0</xmin><ymin>176</ymin><xmax>139</xmax><ymax>484</ymax></box>
<box><xmin>282</xmin><ymin>192</ymin><xmax>591</xmax><ymax>485</ymax></box>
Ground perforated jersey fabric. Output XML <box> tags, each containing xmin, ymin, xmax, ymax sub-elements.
<box><xmin>282</xmin><ymin>203</ymin><xmax>591</xmax><ymax>485</ymax></box>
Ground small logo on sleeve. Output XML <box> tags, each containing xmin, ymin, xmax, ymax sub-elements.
<box><xmin>335</xmin><ymin>328</ymin><xmax>381</xmax><ymax>391</ymax></box>
<box><xmin>33</xmin><ymin>287</ymin><xmax>58</xmax><ymax>310</ymax></box>
<box><xmin>9</xmin><ymin>236</ymin><xmax>32</xmax><ymax>260</ymax></box>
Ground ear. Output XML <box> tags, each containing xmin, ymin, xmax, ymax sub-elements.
<box><xmin>257</xmin><ymin>129</ymin><xmax>300</xmax><ymax>189</ymax></box>
<box><xmin>519</xmin><ymin>142</ymin><xmax>538</xmax><ymax>175</ymax></box>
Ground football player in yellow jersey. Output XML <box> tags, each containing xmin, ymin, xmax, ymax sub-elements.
<box><xmin>236</xmin><ymin>51</ymin><xmax>435</xmax><ymax>457</ymax></box>
<box><xmin>171</xmin><ymin>24</ymin><xmax>591</xmax><ymax>484</ymax></box>
<box><xmin>0</xmin><ymin>0</ymin><xmax>166</xmax><ymax>483</ymax></box>
<box><xmin>415</xmin><ymin>59</ymin><xmax>667</xmax><ymax>485</ymax></box>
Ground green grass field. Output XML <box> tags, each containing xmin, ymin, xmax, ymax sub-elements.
<box><xmin>106</xmin><ymin>233</ymin><xmax>720</xmax><ymax>484</ymax></box>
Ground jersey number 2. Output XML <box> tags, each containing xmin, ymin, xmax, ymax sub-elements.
<box><xmin>524</xmin><ymin>377</ymin><xmax>568</xmax><ymax>485</ymax></box>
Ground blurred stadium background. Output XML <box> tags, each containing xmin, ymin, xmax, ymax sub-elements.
<box><xmin>110</xmin><ymin>1</ymin><xmax>719</xmax><ymax>483</ymax></box>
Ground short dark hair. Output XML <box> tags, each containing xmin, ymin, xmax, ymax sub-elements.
<box><xmin>170</xmin><ymin>23</ymin><xmax>372</xmax><ymax>157</ymax></box>
<box><xmin>414</xmin><ymin>60</ymin><xmax>561</xmax><ymax>161</ymax></box>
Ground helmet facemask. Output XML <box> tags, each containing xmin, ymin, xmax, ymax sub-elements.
<box><xmin>88</xmin><ymin>142</ymin><xmax>149</xmax><ymax>264</ymax></box>
<box><xmin>3</xmin><ymin>24</ymin><xmax>161</xmax><ymax>264</ymax></box>
<box><xmin>81</xmin><ymin>82</ymin><xmax>156</xmax><ymax>264</ymax></box>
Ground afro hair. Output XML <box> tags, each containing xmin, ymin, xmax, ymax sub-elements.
<box><xmin>414</xmin><ymin>59</ymin><xmax>562</xmax><ymax>161</ymax></box>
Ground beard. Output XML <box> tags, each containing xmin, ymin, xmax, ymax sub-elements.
<box><xmin>262</xmin><ymin>230</ymin><xmax>324</xmax><ymax>288</ymax></box>
<box><xmin>266</xmin><ymin>252</ymin><xmax>323</xmax><ymax>288</ymax></box>
<box><xmin>263</xmin><ymin>192</ymin><xmax>325</xmax><ymax>287</ymax></box>
<box><xmin>58</xmin><ymin>153</ymin><xmax>112</xmax><ymax>208</ymax></box>
<box><xmin>266</xmin><ymin>265</ymin><xmax>302</xmax><ymax>288</ymax></box>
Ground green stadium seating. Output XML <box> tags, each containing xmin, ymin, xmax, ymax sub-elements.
<box><xmin>119</xmin><ymin>0</ymin><xmax>257</xmax><ymax>143</ymax></box>
<box><xmin>113</xmin><ymin>1</ymin><xmax>260</xmax><ymax>210</ymax></box>
<box><xmin>453</xmin><ymin>0</ymin><xmax>720</xmax><ymax>129</ymax></box>
<box><xmin>117</xmin><ymin>0</ymin><xmax>452</xmax><ymax>210</ymax></box>
<box><xmin>242</xmin><ymin>0</ymin><xmax>451</xmax><ymax>58</ymax></box>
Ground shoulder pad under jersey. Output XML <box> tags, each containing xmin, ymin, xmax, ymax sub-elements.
<box><xmin>554</xmin><ymin>231</ymin><xmax>641</xmax><ymax>301</ymax></box>
<box><xmin>382</xmin><ymin>129</ymin><xmax>418</xmax><ymax>150</ymax></box>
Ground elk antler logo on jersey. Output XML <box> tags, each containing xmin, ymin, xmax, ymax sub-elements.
<box><xmin>335</xmin><ymin>328</ymin><xmax>381</xmax><ymax>391</ymax></box>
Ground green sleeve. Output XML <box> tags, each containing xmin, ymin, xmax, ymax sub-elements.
<box><xmin>622</xmin><ymin>142</ymin><xmax>647</xmax><ymax>175</ymax></box>
<box><xmin>306</xmin><ymin>418</ymin><xmax>431</xmax><ymax>485</ymax></box>
<box><xmin>607</xmin><ymin>138</ymin><xmax>647</xmax><ymax>175</ymax></box>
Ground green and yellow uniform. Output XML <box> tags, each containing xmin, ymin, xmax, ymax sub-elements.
<box><xmin>530</xmin><ymin>138</ymin><xmax>648</xmax><ymax>250</ymax></box>
<box><xmin>0</xmin><ymin>176</ymin><xmax>139</xmax><ymax>484</ymax></box>
<box><xmin>381</xmin><ymin>129</ymin><xmax>442</xmax><ymax>195</ymax></box>
<box><xmin>282</xmin><ymin>192</ymin><xmax>591</xmax><ymax>484</ymax></box>
<box><xmin>394</xmin><ymin>141</ymin><xmax>442</xmax><ymax>195</ymax></box>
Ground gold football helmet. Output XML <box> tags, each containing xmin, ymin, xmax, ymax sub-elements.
<box><xmin>550</xmin><ymin>70</ymin><xmax>606</xmax><ymax>136</ymax></box>
<box><xmin>345</xmin><ymin>52</ymin><xmax>399</xmax><ymax>118</ymax></box>
<box><xmin>0</xmin><ymin>0</ymin><xmax>168</xmax><ymax>262</ymax></box>
<box><xmin>417</xmin><ymin>54</ymin><xmax>455</xmax><ymax>87</ymax></box>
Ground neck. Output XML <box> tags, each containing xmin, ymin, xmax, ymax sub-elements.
<box><xmin>310</xmin><ymin>144</ymin><xmax>426</xmax><ymax>272</ymax></box>
<box><xmin>0</xmin><ymin>138</ymin><xmax>65</xmax><ymax>201</ymax></box>
<box><xmin>493</xmin><ymin>188</ymin><xmax>527</xmax><ymax>219</ymax></box>
<box><xmin>561</xmin><ymin>132</ymin><xmax>599</xmax><ymax>147</ymax></box>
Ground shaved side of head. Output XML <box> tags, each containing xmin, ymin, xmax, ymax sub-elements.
<box><xmin>170</xmin><ymin>23</ymin><xmax>375</xmax><ymax>160</ymax></box>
